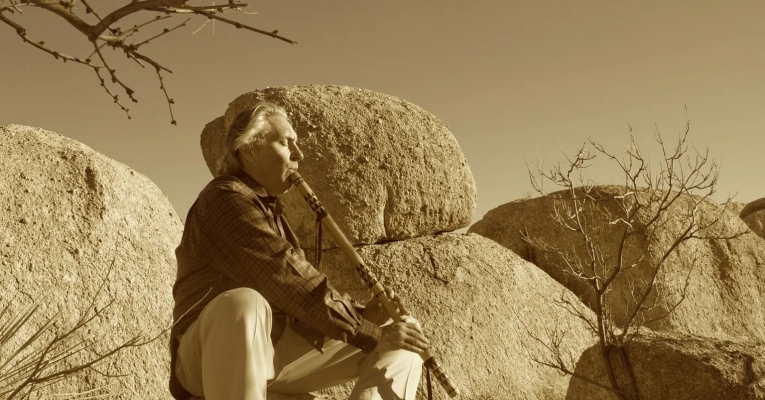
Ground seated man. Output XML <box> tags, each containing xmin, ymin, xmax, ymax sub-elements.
<box><xmin>169</xmin><ymin>102</ymin><xmax>429</xmax><ymax>400</ymax></box>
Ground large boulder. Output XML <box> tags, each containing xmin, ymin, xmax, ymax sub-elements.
<box><xmin>200</xmin><ymin>233</ymin><xmax>587</xmax><ymax>400</ymax></box>
<box><xmin>199</xmin><ymin>116</ymin><xmax>225</xmax><ymax>175</ymax></box>
<box><xmin>740</xmin><ymin>198</ymin><xmax>765</xmax><ymax>220</ymax></box>
<box><xmin>741</xmin><ymin>198</ymin><xmax>765</xmax><ymax>240</ymax></box>
<box><xmin>295</xmin><ymin>233</ymin><xmax>596</xmax><ymax>400</ymax></box>
<box><xmin>0</xmin><ymin>125</ymin><xmax>182</xmax><ymax>399</ymax></box>
<box><xmin>200</xmin><ymin>85</ymin><xmax>477</xmax><ymax>248</ymax></box>
<box><xmin>566</xmin><ymin>330</ymin><xmax>765</xmax><ymax>400</ymax></box>
<box><xmin>468</xmin><ymin>186</ymin><xmax>765</xmax><ymax>344</ymax></box>
<box><xmin>744</xmin><ymin>211</ymin><xmax>765</xmax><ymax>240</ymax></box>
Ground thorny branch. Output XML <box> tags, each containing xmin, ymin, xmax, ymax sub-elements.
<box><xmin>0</xmin><ymin>0</ymin><xmax>297</xmax><ymax>123</ymax></box>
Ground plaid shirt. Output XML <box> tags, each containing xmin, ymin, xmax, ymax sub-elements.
<box><xmin>169</xmin><ymin>172</ymin><xmax>380</xmax><ymax>399</ymax></box>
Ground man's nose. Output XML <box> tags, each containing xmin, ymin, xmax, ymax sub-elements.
<box><xmin>291</xmin><ymin>144</ymin><xmax>304</xmax><ymax>161</ymax></box>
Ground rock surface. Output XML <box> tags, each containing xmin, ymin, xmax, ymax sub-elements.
<box><xmin>727</xmin><ymin>200</ymin><xmax>747</xmax><ymax>215</ymax></box>
<box><xmin>0</xmin><ymin>125</ymin><xmax>182</xmax><ymax>399</ymax></box>
<box><xmin>744</xmin><ymin>211</ymin><xmax>765</xmax><ymax>240</ymax></box>
<box><xmin>468</xmin><ymin>186</ymin><xmax>765</xmax><ymax>344</ymax></box>
<box><xmin>740</xmin><ymin>197</ymin><xmax>765</xmax><ymax>219</ymax></box>
<box><xmin>741</xmin><ymin>198</ymin><xmax>765</xmax><ymax>240</ymax></box>
<box><xmin>566</xmin><ymin>330</ymin><xmax>765</xmax><ymax>400</ymax></box>
<box><xmin>199</xmin><ymin>116</ymin><xmax>225</xmax><ymax>178</ymax></box>
<box><xmin>297</xmin><ymin>233</ymin><xmax>597</xmax><ymax>400</ymax></box>
<box><xmin>190</xmin><ymin>235</ymin><xmax>597</xmax><ymax>400</ymax></box>
<box><xmin>200</xmin><ymin>85</ymin><xmax>477</xmax><ymax>248</ymax></box>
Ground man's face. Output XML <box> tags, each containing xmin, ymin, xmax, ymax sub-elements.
<box><xmin>243</xmin><ymin>115</ymin><xmax>303</xmax><ymax>196</ymax></box>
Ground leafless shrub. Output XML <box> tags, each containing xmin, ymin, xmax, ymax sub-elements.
<box><xmin>522</xmin><ymin>115</ymin><xmax>748</xmax><ymax>400</ymax></box>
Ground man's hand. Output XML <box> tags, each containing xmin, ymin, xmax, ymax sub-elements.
<box><xmin>362</xmin><ymin>288</ymin><xmax>429</xmax><ymax>355</ymax></box>
<box><xmin>362</xmin><ymin>287</ymin><xmax>409</xmax><ymax>326</ymax></box>
<box><xmin>373</xmin><ymin>317</ymin><xmax>430</xmax><ymax>355</ymax></box>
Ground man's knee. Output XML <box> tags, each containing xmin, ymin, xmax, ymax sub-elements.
<box><xmin>397</xmin><ymin>349</ymin><xmax>424</xmax><ymax>367</ymax></box>
<box><xmin>204</xmin><ymin>287</ymin><xmax>272</xmax><ymax>323</ymax></box>
<box><xmin>377</xmin><ymin>349</ymin><xmax>424</xmax><ymax>371</ymax></box>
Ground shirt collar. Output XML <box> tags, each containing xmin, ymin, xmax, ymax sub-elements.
<box><xmin>235</xmin><ymin>172</ymin><xmax>283</xmax><ymax>215</ymax></box>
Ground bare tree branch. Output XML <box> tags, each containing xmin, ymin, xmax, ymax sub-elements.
<box><xmin>77</xmin><ymin>0</ymin><xmax>103</xmax><ymax>24</ymax></box>
<box><xmin>157</xmin><ymin>68</ymin><xmax>177</xmax><ymax>125</ymax></box>
<box><xmin>152</xmin><ymin>7</ymin><xmax>297</xmax><ymax>44</ymax></box>
<box><xmin>93</xmin><ymin>67</ymin><xmax>132</xmax><ymax>118</ymax></box>
<box><xmin>119</xmin><ymin>14</ymin><xmax>172</xmax><ymax>38</ymax></box>
<box><xmin>2</xmin><ymin>0</ymin><xmax>297</xmax><ymax>122</ymax></box>
<box><xmin>92</xmin><ymin>42</ymin><xmax>136</xmax><ymax>102</ymax></box>
<box><xmin>133</xmin><ymin>17</ymin><xmax>190</xmax><ymax>48</ymax></box>
<box><xmin>0</xmin><ymin>12</ymin><xmax>101</xmax><ymax>66</ymax></box>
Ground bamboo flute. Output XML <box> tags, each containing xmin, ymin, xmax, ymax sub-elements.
<box><xmin>289</xmin><ymin>171</ymin><xmax>460</xmax><ymax>398</ymax></box>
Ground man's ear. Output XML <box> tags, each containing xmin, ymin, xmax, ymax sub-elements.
<box><xmin>238</xmin><ymin>144</ymin><xmax>256</xmax><ymax>163</ymax></box>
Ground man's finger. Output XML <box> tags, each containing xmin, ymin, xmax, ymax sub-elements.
<box><xmin>405</xmin><ymin>327</ymin><xmax>429</xmax><ymax>343</ymax></box>
<box><xmin>387</xmin><ymin>289</ymin><xmax>401</xmax><ymax>311</ymax></box>
<box><xmin>403</xmin><ymin>343</ymin><xmax>428</xmax><ymax>355</ymax></box>
<box><xmin>398</xmin><ymin>303</ymin><xmax>410</xmax><ymax>317</ymax></box>
<box><xmin>380</xmin><ymin>287</ymin><xmax>410</xmax><ymax>316</ymax></box>
<box><xmin>403</xmin><ymin>318</ymin><xmax>423</xmax><ymax>331</ymax></box>
<box><xmin>392</xmin><ymin>292</ymin><xmax>409</xmax><ymax>316</ymax></box>
<box><xmin>403</xmin><ymin>334</ymin><xmax>430</xmax><ymax>353</ymax></box>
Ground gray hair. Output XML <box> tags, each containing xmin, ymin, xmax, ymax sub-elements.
<box><xmin>216</xmin><ymin>102</ymin><xmax>289</xmax><ymax>177</ymax></box>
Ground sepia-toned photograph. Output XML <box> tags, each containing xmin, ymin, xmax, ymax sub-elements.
<box><xmin>1</xmin><ymin>1</ymin><xmax>763</xmax><ymax>399</ymax></box>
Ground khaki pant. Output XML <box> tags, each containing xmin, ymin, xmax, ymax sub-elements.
<box><xmin>175</xmin><ymin>288</ymin><xmax>423</xmax><ymax>400</ymax></box>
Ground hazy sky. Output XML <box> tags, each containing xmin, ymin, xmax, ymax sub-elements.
<box><xmin>2</xmin><ymin>1</ymin><xmax>763</xmax><ymax>227</ymax></box>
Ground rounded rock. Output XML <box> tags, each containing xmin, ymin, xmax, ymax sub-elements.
<box><xmin>470</xmin><ymin>186</ymin><xmax>765</xmax><ymax>344</ymax></box>
<box><xmin>303</xmin><ymin>233</ymin><xmax>595</xmax><ymax>400</ymax></box>
<box><xmin>743</xmin><ymin>210</ymin><xmax>765</xmax><ymax>240</ymax></box>
<box><xmin>740</xmin><ymin>197</ymin><xmax>765</xmax><ymax>219</ymax></box>
<box><xmin>0</xmin><ymin>125</ymin><xmax>182</xmax><ymax>399</ymax></box>
<box><xmin>200</xmin><ymin>85</ymin><xmax>476</xmax><ymax>247</ymax></box>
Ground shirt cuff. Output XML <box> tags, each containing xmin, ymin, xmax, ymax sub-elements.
<box><xmin>349</xmin><ymin>319</ymin><xmax>382</xmax><ymax>353</ymax></box>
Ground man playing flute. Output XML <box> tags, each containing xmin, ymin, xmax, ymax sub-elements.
<box><xmin>168</xmin><ymin>102</ymin><xmax>430</xmax><ymax>400</ymax></box>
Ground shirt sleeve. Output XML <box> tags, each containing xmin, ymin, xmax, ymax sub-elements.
<box><xmin>200</xmin><ymin>188</ymin><xmax>381</xmax><ymax>352</ymax></box>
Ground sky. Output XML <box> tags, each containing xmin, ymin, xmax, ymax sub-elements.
<box><xmin>2</xmin><ymin>1</ymin><xmax>763</xmax><ymax>229</ymax></box>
